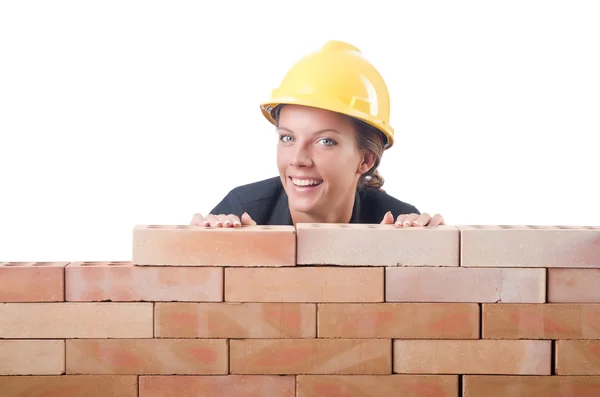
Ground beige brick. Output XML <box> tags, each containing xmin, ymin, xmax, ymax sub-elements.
<box><xmin>0</xmin><ymin>340</ymin><xmax>64</xmax><ymax>375</ymax></box>
<box><xmin>132</xmin><ymin>224</ymin><xmax>296</xmax><ymax>266</ymax></box>
<box><xmin>386</xmin><ymin>267</ymin><xmax>545</xmax><ymax>303</ymax></box>
<box><xmin>0</xmin><ymin>261</ymin><xmax>66</xmax><ymax>302</ymax></box>
<box><xmin>156</xmin><ymin>302</ymin><xmax>316</xmax><ymax>338</ymax></box>
<box><xmin>556</xmin><ymin>340</ymin><xmax>600</xmax><ymax>375</ymax></box>
<box><xmin>548</xmin><ymin>268</ymin><xmax>600</xmax><ymax>302</ymax></box>
<box><xmin>459</xmin><ymin>225</ymin><xmax>600</xmax><ymax>267</ymax></box>
<box><xmin>225</xmin><ymin>267</ymin><xmax>383</xmax><ymax>302</ymax></box>
<box><xmin>230</xmin><ymin>339</ymin><xmax>391</xmax><ymax>374</ymax></box>
<box><xmin>393</xmin><ymin>340</ymin><xmax>551</xmax><ymax>375</ymax></box>
<box><xmin>0</xmin><ymin>375</ymin><xmax>138</xmax><ymax>397</ymax></box>
<box><xmin>296</xmin><ymin>224</ymin><xmax>459</xmax><ymax>266</ymax></box>
<box><xmin>0</xmin><ymin>302</ymin><xmax>153</xmax><ymax>338</ymax></box>
<box><xmin>66</xmin><ymin>339</ymin><xmax>228</xmax><ymax>374</ymax></box>
<box><xmin>66</xmin><ymin>261</ymin><xmax>222</xmax><ymax>302</ymax></box>
<box><xmin>297</xmin><ymin>375</ymin><xmax>458</xmax><ymax>397</ymax></box>
<box><xmin>463</xmin><ymin>375</ymin><xmax>600</xmax><ymax>397</ymax></box>
<box><xmin>318</xmin><ymin>303</ymin><xmax>478</xmax><ymax>339</ymax></box>
<box><xmin>139</xmin><ymin>375</ymin><xmax>295</xmax><ymax>397</ymax></box>
<box><xmin>482</xmin><ymin>303</ymin><xmax>600</xmax><ymax>339</ymax></box>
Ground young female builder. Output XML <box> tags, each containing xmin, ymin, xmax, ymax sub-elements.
<box><xmin>191</xmin><ymin>40</ymin><xmax>445</xmax><ymax>228</ymax></box>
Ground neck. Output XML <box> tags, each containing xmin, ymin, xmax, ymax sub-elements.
<box><xmin>289</xmin><ymin>192</ymin><xmax>356</xmax><ymax>226</ymax></box>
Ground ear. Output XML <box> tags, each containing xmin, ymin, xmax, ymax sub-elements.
<box><xmin>357</xmin><ymin>151</ymin><xmax>376</xmax><ymax>174</ymax></box>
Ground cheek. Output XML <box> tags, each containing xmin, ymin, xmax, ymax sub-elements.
<box><xmin>318</xmin><ymin>156</ymin><xmax>354</xmax><ymax>183</ymax></box>
<box><xmin>276</xmin><ymin>148</ymin><xmax>286</xmax><ymax>169</ymax></box>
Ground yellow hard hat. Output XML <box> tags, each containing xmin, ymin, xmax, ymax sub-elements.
<box><xmin>260</xmin><ymin>40</ymin><xmax>395</xmax><ymax>149</ymax></box>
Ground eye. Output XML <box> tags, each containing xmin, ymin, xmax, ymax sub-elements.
<box><xmin>279</xmin><ymin>134</ymin><xmax>293</xmax><ymax>143</ymax></box>
<box><xmin>319</xmin><ymin>138</ymin><xmax>337</xmax><ymax>146</ymax></box>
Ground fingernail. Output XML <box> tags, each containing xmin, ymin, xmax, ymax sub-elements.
<box><xmin>216</xmin><ymin>222</ymin><xmax>222</xmax><ymax>227</ymax></box>
<box><xmin>224</xmin><ymin>221</ymin><xmax>231</xmax><ymax>226</ymax></box>
<box><xmin>234</xmin><ymin>221</ymin><xmax>241</xmax><ymax>226</ymax></box>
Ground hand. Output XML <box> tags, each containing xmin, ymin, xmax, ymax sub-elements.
<box><xmin>190</xmin><ymin>212</ymin><xmax>257</xmax><ymax>228</ymax></box>
<box><xmin>380</xmin><ymin>212</ymin><xmax>445</xmax><ymax>227</ymax></box>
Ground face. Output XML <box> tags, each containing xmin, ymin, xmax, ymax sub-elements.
<box><xmin>276</xmin><ymin>104</ymin><xmax>374</xmax><ymax>217</ymax></box>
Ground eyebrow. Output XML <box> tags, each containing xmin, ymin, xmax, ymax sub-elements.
<box><xmin>277</xmin><ymin>127</ymin><xmax>341</xmax><ymax>135</ymax></box>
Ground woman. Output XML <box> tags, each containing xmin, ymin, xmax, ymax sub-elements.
<box><xmin>191</xmin><ymin>40</ymin><xmax>445</xmax><ymax>228</ymax></box>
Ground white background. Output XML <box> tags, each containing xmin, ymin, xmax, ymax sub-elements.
<box><xmin>1</xmin><ymin>0</ymin><xmax>599</xmax><ymax>261</ymax></box>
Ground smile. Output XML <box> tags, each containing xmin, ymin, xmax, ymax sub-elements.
<box><xmin>290</xmin><ymin>177</ymin><xmax>323</xmax><ymax>188</ymax></box>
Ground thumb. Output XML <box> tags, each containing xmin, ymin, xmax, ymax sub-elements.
<box><xmin>190</xmin><ymin>213</ymin><xmax>206</xmax><ymax>226</ymax></box>
<box><xmin>241</xmin><ymin>212</ymin><xmax>257</xmax><ymax>226</ymax></box>
<box><xmin>380</xmin><ymin>211</ymin><xmax>394</xmax><ymax>224</ymax></box>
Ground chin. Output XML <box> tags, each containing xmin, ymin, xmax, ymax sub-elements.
<box><xmin>287</xmin><ymin>192</ymin><xmax>326</xmax><ymax>218</ymax></box>
<box><xmin>288</xmin><ymin>200</ymin><xmax>317</xmax><ymax>214</ymax></box>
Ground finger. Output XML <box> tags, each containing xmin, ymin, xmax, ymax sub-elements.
<box><xmin>227</xmin><ymin>214</ymin><xmax>241</xmax><ymax>227</ymax></box>
<box><xmin>241</xmin><ymin>212</ymin><xmax>257</xmax><ymax>226</ymax></box>
<box><xmin>429</xmin><ymin>213</ymin><xmax>445</xmax><ymax>226</ymax></box>
<box><xmin>412</xmin><ymin>213</ymin><xmax>431</xmax><ymax>227</ymax></box>
<box><xmin>204</xmin><ymin>214</ymin><xmax>222</xmax><ymax>228</ymax></box>
<box><xmin>380</xmin><ymin>211</ymin><xmax>394</xmax><ymax>224</ymax></box>
<box><xmin>402</xmin><ymin>213</ymin><xmax>420</xmax><ymax>227</ymax></box>
<box><xmin>394</xmin><ymin>214</ymin><xmax>409</xmax><ymax>227</ymax></box>
<box><xmin>190</xmin><ymin>213</ymin><xmax>208</xmax><ymax>226</ymax></box>
<box><xmin>216</xmin><ymin>214</ymin><xmax>237</xmax><ymax>227</ymax></box>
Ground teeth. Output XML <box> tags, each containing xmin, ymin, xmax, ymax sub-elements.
<box><xmin>292</xmin><ymin>178</ymin><xmax>322</xmax><ymax>186</ymax></box>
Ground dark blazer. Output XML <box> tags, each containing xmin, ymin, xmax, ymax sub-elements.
<box><xmin>209</xmin><ymin>176</ymin><xmax>420</xmax><ymax>225</ymax></box>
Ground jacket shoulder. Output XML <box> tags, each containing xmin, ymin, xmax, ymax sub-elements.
<box><xmin>227</xmin><ymin>176</ymin><xmax>283</xmax><ymax>204</ymax></box>
<box><xmin>209</xmin><ymin>177</ymin><xmax>283</xmax><ymax>221</ymax></box>
<box><xmin>358</xmin><ymin>186</ymin><xmax>420</xmax><ymax>222</ymax></box>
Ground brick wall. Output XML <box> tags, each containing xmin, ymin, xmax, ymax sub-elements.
<box><xmin>1</xmin><ymin>224</ymin><xmax>599</xmax><ymax>396</ymax></box>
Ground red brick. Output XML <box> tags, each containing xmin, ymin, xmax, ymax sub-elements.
<box><xmin>296</xmin><ymin>224</ymin><xmax>459</xmax><ymax>266</ymax></box>
<box><xmin>66</xmin><ymin>339</ymin><xmax>228</xmax><ymax>374</ymax></box>
<box><xmin>548</xmin><ymin>268</ymin><xmax>600</xmax><ymax>302</ymax></box>
<box><xmin>318</xmin><ymin>303</ymin><xmax>478</xmax><ymax>339</ymax></box>
<box><xmin>297</xmin><ymin>375</ymin><xmax>458</xmax><ymax>397</ymax></box>
<box><xmin>393</xmin><ymin>340</ymin><xmax>551</xmax><ymax>375</ymax></box>
<box><xmin>66</xmin><ymin>261</ymin><xmax>222</xmax><ymax>301</ymax></box>
<box><xmin>386</xmin><ymin>267</ymin><xmax>545</xmax><ymax>302</ymax></box>
<box><xmin>0</xmin><ymin>375</ymin><xmax>138</xmax><ymax>397</ymax></box>
<box><xmin>0</xmin><ymin>302</ymin><xmax>153</xmax><ymax>338</ymax></box>
<box><xmin>225</xmin><ymin>267</ymin><xmax>383</xmax><ymax>302</ymax></box>
<box><xmin>463</xmin><ymin>375</ymin><xmax>600</xmax><ymax>397</ymax></box>
<box><xmin>132</xmin><ymin>224</ymin><xmax>296</xmax><ymax>266</ymax></box>
<box><xmin>482</xmin><ymin>303</ymin><xmax>600</xmax><ymax>339</ymax></box>
<box><xmin>139</xmin><ymin>375</ymin><xmax>295</xmax><ymax>397</ymax></box>
<box><xmin>0</xmin><ymin>340</ymin><xmax>64</xmax><ymax>375</ymax></box>
<box><xmin>556</xmin><ymin>340</ymin><xmax>600</xmax><ymax>375</ymax></box>
<box><xmin>230</xmin><ymin>339</ymin><xmax>391</xmax><ymax>374</ymax></box>
<box><xmin>155</xmin><ymin>302</ymin><xmax>316</xmax><ymax>338</ymax></box>
<box><xmin>0</xmin><ymin>261</ymin><xmax>65</xmax><ymax>302</ymax></box>
<box><xmin>459</xmin><ymin>225</ymin><xmax>600</xmax><ymax>267</ymax></box>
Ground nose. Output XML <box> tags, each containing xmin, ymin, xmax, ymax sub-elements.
<box><xmin>289</xmin><ymin>142</ymin><xmax>313</xmax><ymax>168</ymax></box>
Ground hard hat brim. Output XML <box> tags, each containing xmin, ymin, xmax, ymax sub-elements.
<box><xmin>260</xmin><ymin>95</ymin><xmax>394</xmax><ymax>150</ymax></box>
